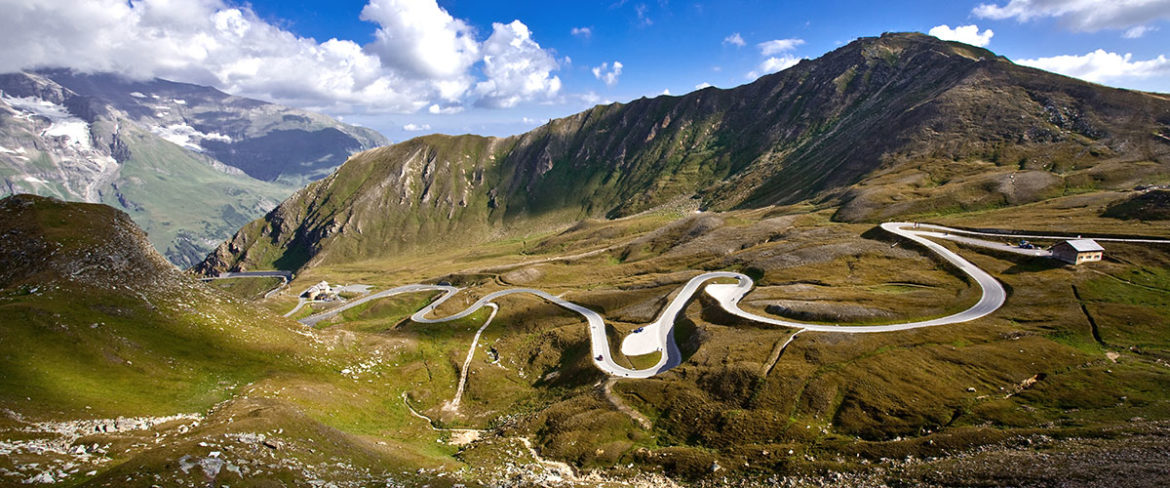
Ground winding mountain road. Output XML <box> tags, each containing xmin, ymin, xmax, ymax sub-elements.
<box><xmin>294</xmin><ymin>222</ymin><xmax>1034</xmax><ymax>378</ymax></box>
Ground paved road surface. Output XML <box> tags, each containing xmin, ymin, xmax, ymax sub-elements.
<box><xmin>295</xmin><ymin>222</ymin><xmax>1038</xmax><ymax>378</ymax></box>
<box><xmin>918</xmin><ymin>224</ymin><xmax>1170</xmax><ymax>244</ymax></box>
<box><xmin>200</xmin><ymin>270</ymin><xmax>294</xmax><ymax>300</ymax></box>
<box><xmin>918</xmin><ymin>231</ymin><xmax>1052</xmax><ymax>257</ymax></box>
<box><xmin>201</xmin><ymin>270</ymin><xmax>294</xmax><ymax>282</ymax></box>
<box><xmin>292</xmin><ymin>223</ymin><xmax>1170</xmax><ymax>378</ymax></box>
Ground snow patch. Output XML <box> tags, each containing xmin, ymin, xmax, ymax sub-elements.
<box><xmin>2</xmin><ymin>94</ymin><xmax>72</xmax><ymax>120</ymax></box>
<box><xmin>150</xmin><ymin>123</ymin><xmax>233</xmax><ymax>151</ymax></box>
<box><xmin>44</xmin><ymin>120</ymin><xmax>93</xmax><ymax>150</ymax></box>
<box><xmin>129</xmin><ymin>92</ymin><xmax>147</xmax><ymax>98</ymax></box>
<box><xmin>2</xmin><ymin>94</ymin><xmax>93</xmax><ymax>150</ymax></box>
<box><xmin>172</xmin><ymin>99</ymin><xmax>187</xmax><ymax>105</ymax></box>
<box><xmin>22</xmin><ymin>175</ymin><xmax>48</xmax><ymax>184</ymax></box>
<box><xmin>202</xmin><ymin>132</ymin><xmax>232</xmax><ymax>143</ymax></box>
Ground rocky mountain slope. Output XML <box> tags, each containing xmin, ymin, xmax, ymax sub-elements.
<box><xmin>199</xmin><ymin>32</ymin><xmax>1170</xmax><ymax>274</ymax></box>
<box><xmin>0</xmin><ymin>70</ymin><xmax>387</xmax><ymax>267</ymax></box>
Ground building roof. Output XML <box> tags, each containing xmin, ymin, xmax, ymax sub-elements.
<box><xmin>1060</xmin><ymin>239</ymin><xmax>1104</xmax><ymax>252</ymax></box>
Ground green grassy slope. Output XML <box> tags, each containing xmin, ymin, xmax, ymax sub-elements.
<box><xmin>104</xmin><ymin>126</ymin><xmax>296</xmax><ymax>267</ymax></box>
<box><xmin>199</xmin><ymin>33</ymin><xmax>1170</xmax><ymax>275</ymax></box>
<box><xmin>0</xmin><ymin>195</ymin><xmax>497</xmax><ymax>487</ymax></box>
<box><xmin>276</xmin><ymin>198</ymin><xmax>1170</xmax><ymax>483</ymax></box>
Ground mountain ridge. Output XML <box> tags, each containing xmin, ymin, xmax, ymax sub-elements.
<box><xmin>0</xmin><ymin>69</ymin><xmax>389</xmax><ymax>266</ymax></box>
<box><xmin>198</xmin><ymin>32</ymin><xmax>1170</xmax><ymax>274</ymax></box>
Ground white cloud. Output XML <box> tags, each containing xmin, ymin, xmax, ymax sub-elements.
<box><xmin>1017</xmin><ymin>49</ymin><xmax>1170</xmax><ymax>83</ymax></box>
<box><xmin>592</xmin><ymin>61</ymin><xmax>624</xmax><ymax>87</ymax></box>
<box><xmin>571</xmin><ymin>26</ymin><xmax>592</xmax><ymax>39</ymax></box>
<box><xmin>758</xmin><ymin>38</ymin><xmax>805</xmax><ymax>56</ymax></box>
<box><xmin>428</xmin><ymin>104</ymin><xmax>464</xmax><ymax>114</ymax></box>
<box><xmin>1124</xmin><ymin>25</ymin><xmax>1158</xmax><ymax>38</ymax></box>
<box><xmin>402</xmin><ymin>123</ymin><xmax>431</xmax><ymax>131</ymax></box>
<box><xmin>361</xmin><ymin>0</ymin><xmax>479</xmax><ymax>80</ymax></box>
<box><xmin>723</xmin><ymin>33</ymin><xmax>745</xmax><ymax>47</ymax></box>
<box><xmin>973</xmin><ymin>0</ymin><xmax>1170</xmax><ymax>32</ymax></box>
<box><xmin>635</xmin><ymin>4</ymin><xmax>652</xmax><ymax>26</ymax></box>
<box><xmin>928</xmin><ymin>24</ymin><xmax>995</xmax><ymax>47</ymax></box>
<box><xmin>747</xmin><ymin>56</ymin><xmax>801</xmax><ymax>79</ymax></box>
<box><xmin>695</xmin><ymin>82</ymin><xmax>713</xmax><ymax>89</ymax></box>
<box><xmin>0</xmin><ymin>0</ymin><xmax>565</xmax><ymax>120</ymax></box>
<box><xmin>580</xmin><ymin>91</ymin><xmax>602</xmax><ymax>105</ymax></box>
<box><xmin>473</xmin><ymin>20</ymin><xmax>562</xmax><ymax>108</ymax></box>
<box><xmin>661</xmin><ymin>88</ymin><xmax>671</xmax><ymax>95</ymax></box>
<box><xmin>0</xmin><ymin>1</ymin><xmax>430</xmax><ymax>114</ymax></box>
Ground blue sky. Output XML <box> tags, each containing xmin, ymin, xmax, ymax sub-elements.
<box><xmin>3</xmin><ymin>1</ymin><xmax>1170</xmax><ymax>141</ymax></box>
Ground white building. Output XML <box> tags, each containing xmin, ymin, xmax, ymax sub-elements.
<box><xmin>1051</xmin><ymin>239</ymin><xmax>1104</xmax><ymax>265</ymax></box>
<box><xmin>303</xmin><ymin>281</ymin><xmax>334</xmax><ymax>300</ymax></box>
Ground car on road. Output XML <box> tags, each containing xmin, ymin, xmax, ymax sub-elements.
<box><xmin>633</xmin><ymin>327</ymin><xmax>644</xmax><ymax>333</ymax></box>
<box><xmin>595</xmin><ymin>355</ymin><xmax>604</xmax><ymax>361</ymax></box>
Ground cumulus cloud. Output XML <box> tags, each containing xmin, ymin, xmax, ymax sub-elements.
<box><xmin>928</xmin><ymin>24</ymin><xmax>995</xmax><ymax>47</ymax></box>
<box><xmin>402</xmin><ymin>123</ymin><xmax>431</xmax><ymax>131</ymax></box>
<box><xmin>473</xmin><ymin>21</ymin><xmax>562</xmax><ymax>108</ymax></box>
<box><xmin>361</xmin><ymin>0</ymin><xmax>479</xmax><ymax>81</ymax></box>
<box><xmin>0</xmin><ymin>0</ymin><xmax>563</xmax><ymax>118</ymax></box>
<box><xmin>747</xmin><ymin>56</ymin><xmax>801</xmax><ymax>79</ymax></box>
<box><xmin>695</xmin><ymin>82</ymin><xmax>713</xmax><ymax>89</ymax></box>
<box><xmin>571</xmin><ymin>26</ymin><xmax>592</xmax><ymax>39</ymax></box>
<box><xmin>1017</xmin><ymin>49</ymin><xmax>1170</xmax><ymax>83</ymax></box>
<box><xmin>973</xmin><ymin>0</ymin><xmax>1170</xmax><ymax>32</ymax></box>
<box><xmin>592</xmin><ymin>61</ymin><xmax>624</xmax><ymax>87</ymax></box>
<box><xmin>757</xmin><ymin>38</ymin><xmax>805</xmax><ymax>56</ymax></box>
<box><xmin>723</xmin><ymin>33</ymin><xmax>746</xmax><ymax>47</ymax></box>
<box><xmin>744</xmin><ymin>38</ymin><xmax>804</xmax><ymax>80</ymax></box>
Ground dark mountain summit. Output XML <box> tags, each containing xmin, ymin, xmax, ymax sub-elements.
<box><xmin>198</xmin><ymin>32</ymin><xmax>1170</xmax><ymax>274</ymax></box>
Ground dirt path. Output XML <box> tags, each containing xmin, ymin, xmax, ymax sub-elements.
<box><xmin>446</xmin><ymin>304</ymin><xmax>498</xmax><ymax>412</ymax></box>
<box><xmin>761</xmin><ymin>330</ymin><xmax>803</xmax><ymax>377</ymax></box>
<box><xmin>401</xmin><ymin>393</ymin><xmax>482</xmax><ymax>446</ymax></box>
<box><xmin>602</xmin><ymin>378</ymin><xmax>652</xmax><ymax>430</ymax></box>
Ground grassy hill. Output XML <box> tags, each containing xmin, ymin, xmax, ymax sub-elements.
<box><xmin>218</xmin><ymin>190</ymin><xmax>1170</xmax><ymax>485</ymax></box>
<box><xmin>0</xmin><ymin>195</ymin><xmax>530</xmax><ymax>486</ymax></box>
<box><xmin>198</xmin><ymin>32</ymin><xmax>1170</xmax><ymax>275</ymax></box>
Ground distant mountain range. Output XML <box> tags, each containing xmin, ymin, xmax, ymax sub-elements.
<box><xmin>198</xmin><ymin>32</ymin><xmax>1170</xmax><ymax>274</ymax></box>
<box><xmin>0</xmin><ymin>70</ymin><xmax>387</xmax><ymax>267</ymax></box>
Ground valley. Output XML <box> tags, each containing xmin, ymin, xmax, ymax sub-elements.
<box><xmin>236</xmin><ymin>194</ymin><xmax>1170</xmax><ymax>486</ymax></box>
<box><xmin>2</xmin><ymin>30</ymin><xmax>1170</xmax><ymax>488</ymax></box>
